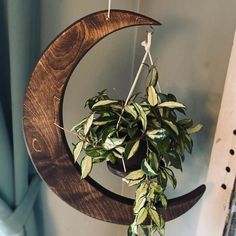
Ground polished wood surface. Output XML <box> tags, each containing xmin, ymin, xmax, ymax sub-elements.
<box><xmin>23</xmin><ymin>10</ymin><xmax>205</xmax><ymax>224</ymax></box>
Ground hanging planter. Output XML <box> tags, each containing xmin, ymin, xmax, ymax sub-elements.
<box><xmin>23</xmin><ymin>9</ymin><xmax>206</xmax><ymax>236</ymax></box>
<box><xmin>72</xmin><ymin>61</ymin><xmax>203</xmax><ymax>235</ymax></box>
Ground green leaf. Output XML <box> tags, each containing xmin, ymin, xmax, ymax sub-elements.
<box><xmin>184</xmin><ymin>133</ymin><xmax>193</xmax><ymax>153</ymax></box>
<box><xmin>110</xmin><ymin>104</ymin><xmax>123</xmax><ymax>110</ymax></box>
<box><xmin>115</xmin><ymin>146</ymin><xmax>125</xmax><ymax>154</ymax></box>
<box><xmin>101</xmin><ymin>126</ymin><xmax>116</xmax><ymax>143</ymax></box>
<box><xmin>158</xmin><ymin>101</ymin><xmax>186</xmax><ymax>109</ymax></box>
<box><xmin>166</xmin><ymin>152</ymin><xmax>182</xmax><ymax>171</ymax></box>
<box><xmin>127</xmin><ymin>126</ymin><xmax>138</xmax><ymax>138</ymax></box>
<box><xmin>147</xmin><ymin>86</ymin><xmax>158</xmax><ymax>106</ymax></box>
<box><xmin>151</xmin><ymin>225</ymin><xmax>158</xmax><ymax>235</ymax></box>
<box><xmin>103</xmin><ymin>136</ymin><xmax>126</xmax><ymax>150</ymax></box>
<box><xmin>147</xmin><ymin>128</ymin><xmax>167</xmax><ymax>140</ymax></box>
<box><xmin>136</xmin><ymin>207</ymin><xmax>148</xmax><ymax>225</ymax></box>
<box><xmin>125</xmin><ymin>105</ymin><xmax>138</xmax><ymax>119</ymax></box>
<box><xmin>160</xmin><ymin>194</ymin><xmax>168</xmax><ymax>208</ymax></box>
<box><xmin>149</xmin><ymin>66</ymin><xmax>158</xmax><ymax>87</ymax></box>
<box><xmin>140</xmin><ymin>226</ymin><xmax>149</xmax><ymax>236</ymax></box>
<box><xmin>148</xmin><ymin>208</ymin><xmax>162</xmax><ymax>228</ymax></box>
<box><xmin>125</xmin><ymin>140</ymin><xmax>140</xmax><ymax>160</ymax></box>
<box><xmin>112</xmin><ymin>150</ymin><xmax>123</xmax><ymax>159</ymax></box>
<box><xmin>130</xmin><ymin>223</ymin><xmax>138</xmax><ymax>235</ymax></box>
<box><xmin>147</xmin><ymin>187</ymin><xmax>155</xmax><ymax>200</ymax></box>
<box><xmin>83</xmin><ymin>113</ymin><xmax>94</xmax><ymax>135</ymax></box>
<box><xmin>92</xmin><ymin>156</ymin><xmax>106</xmax><ymax>164</ymax></box>
<box><xmin>73</xmin><ymin>141</ymin><xmax>84</xmax><ymax>162</ymax></box>
<box><xmin>80</xmin><ymin>155</ymin><xmax>92</xmax><ymax>179</ymax></box>
<box><xmin>92</xmin><ymin>99</ymin><xmax>117</xmax><ymax>108</ymax></box>
<box><xmin>85</xmin><ymin>146</ymin><xmax>107</xmax><ymax>157</ymax></box>
<box><xmin>177</xmin><ymin>118</ymin><xmax>193</xmax><ymax>128</ymax></box>
<box><xmin>158</xmin><ymin>228</ymin><xmax>165</xmax><ymax>236</ymax></box>
<box><xmin>136</xmin><ymin>182</ymin><xmax>148</xmax><ymax>200</ymax></box>
<box><xmin>93</xmin><ymin>116</ymin><xmax>116</xmax><ymax>126</ymax></box>
<box><xmin>128</xmin><ymin>177</ymin><xmax>145</xmax><ymax>187</ymax></box>
<box><xmin>187</xmin><ymin>123</ymin><xmax>203</xmax><ymax>134</ymax></box>
<box><xmin>149</xmin><ymin>152</ymin><xmax>159</xmax><ymax>173</ymax></box>
<box><xmin>125</xmin><ymin>169</ymin><xmax>145</xmax><ymax>181</ymax></box>
<box><xmin>134</xmin><ymin>197</ymin><xmax>146</xmax><ymax>214</ymax></box>
<box><xmin>164</xmin><ymin>168</ymin><xmax>177</xmax><ymax>189</ymax></box>
<box><xmin>71</xmin><ymin>118</ymin><xmax>87</xmax><ymax>132</ymax></box>
<box><xmin>106</xmin><ymin>153</ymin><xmax>116</xmax><ymax>164</ymax></box>
<box><xmin>141</xmin><ymin>159</ymin><xmax>157</xmax><ymax>176</ymax></box>
<box><xmin>164</xmin><ymin>120</ymin><xmax>179</xmax><ymax>135</ymax></box>
<box><xmin>133</xmin><ymin>102</ymin><xmax>147</xmax><ymax>130</ymax></box>
<box><xmin>150</xmin><ymin>182</ymin><xmax>163</xmax><ymax>193</ymax></box>
<box><xmin>127</xmin><ymin>226</ymin><xmax>138</xmax><ymax>236</ymax></box>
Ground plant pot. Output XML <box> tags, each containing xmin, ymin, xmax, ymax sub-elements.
<box><xmin>107</xmin><ymin>140</ymin><xmax>147</xmax><ymax>178</ymax></box>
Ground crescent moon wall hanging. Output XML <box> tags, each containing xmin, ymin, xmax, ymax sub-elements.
<box><xmin>23</xmin><ymin>10</ymin><xmax>206</xmax><ymax>225</ymax></box>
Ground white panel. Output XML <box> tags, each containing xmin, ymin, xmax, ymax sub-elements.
<box><xmin>196</xmin><ymin>29</ymin><xmax>236</xmax><ymax>236</ymax></box>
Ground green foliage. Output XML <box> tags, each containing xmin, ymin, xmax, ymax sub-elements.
<box><xmin>72</xmin><ymin>65</ymin><xmax>203</xmax><ymax>236</ymax></box>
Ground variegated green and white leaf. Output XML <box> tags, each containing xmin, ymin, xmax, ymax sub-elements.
<box><xmin>73</xmin><ymin>141</ymin><xmax>84</xmax><ymax>162</ymax></box>
<box><xmin>131</xmin><ymin>223</ymin><xmax>138</xmax><ymax>235</ymax></box>
<box><xmin>80</xmin><ymin>155</ymin><xmax>92</xmax><ymax>179</ymax></box>
<box><xmin>136</xmin><ymin>207</ymin><xmax>148</xmax><ymax>225</ymax></box>
<box><xmin>160</xmin><ymin>194</ymin><xmax>168</xmax><ymax>208</ymax></box>
<box><xmin>112</xmin><ymin>151</ymin><xmax>123</xmax><ymax>159</ymax></box>
<box><xmin>147</xmin><ymin>86</ymin><xmax>158</xmax><ymax>106</ymax></box>
<box><xmin>149</xmin><ymin>66</ymin><xmax>158</xmax><ymax>87</ymax></box>
<box><xmin>92</xmin><ymin>99</ymin><xmax>117</xmax><ymax>108</ymax></box>
<box><xmin>148</xmin><ymin>208</ymin><xmax>162</xmax><ymax>227</ymax></box>
<box><xmin>141</xmin><ymin>159</ymin><xmax>157</xmax><ymax>176</ymax></box>
<box><xmin>150</xmin><ymin>182</ymin><xmax>163</xmax><ymax>193</ymax></box>
<box><xmin>83</xmin><ymin>113</ymin><xmax>94</xmax><ymax>135</ymax></box>
<box><xmin>164</xmin><ymin>120</ymin><xmax>179</xmax><ymax>135</ymax></box>
<box><xmin>125</xmin><ymin>105</ymin><xmax>138</xmax><ymax>119</ymax></box>
<box><xmin>134</xmin><ymin>197</ymin><xmax>146</xmax><ymax>214</ymax></box>
<box><xmin>158</xmin><ymin>101</ymin><xmax>186</xmax><ymax>109</ymax></box>
<box><xmin>147</xmin><ymin>128</ymin><xmax>167</xmax><ymax>140</ymax></box>
<box><xmin>187</xmin><ymin>124</ymin><xmax>203</xmax><ymax>134</ymax></box>
<box><xmin>127</xmin><ymin>177</ymin><xmax>145</xmax><ymax>187</ymax></box>
<box><xmin>71</xmin><ymin>118</ymin><xmax>87</xmax><ymax>132</ymax></box>
<box><xmin>125</xmin><ymin>140</ymin><xmax>140</xmax><ymax>160</ymax></box>
<box><xmin>133</xmin><ymin>102</ymin><xmax>147</xmax><ymax>130</ymax></box>
<box><xmin>115</xmin><ymin>146</ymin><xmax>125</xmax><ymax>154</ymax></box>
<box><xmin>103</xmin><ymin>136</ymin><xmax>126</xmax><ymax>150</ymax></box>
<box><xmin>136</xmin><ymin>182</ymin><xmax>148</xmax><ymax>200</ymax></box>
<box><xmin>147</xmin><ymin>187</ymin><xmax>155</xmax><ymax>200</ymax></box>
<box><xmin>110</xmin><ymin>104</ymin><xmax>123</xmax><ymax>110</ymax></box>
<box><xmin>125</xmin><ymin>169</ymin><xmax>145</xmax><ymax>181</ymax></box>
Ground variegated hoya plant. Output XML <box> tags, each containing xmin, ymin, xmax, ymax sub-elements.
<box><xmin>71</xmin><ymin>65</ymin><xmax>202</xmax><ymax>236</ymax></box>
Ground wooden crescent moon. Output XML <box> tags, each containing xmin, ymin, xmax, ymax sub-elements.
<box><xmin>23</xmin><ymin>10</ymin><xmax>206</xmax><ymax>225</ymax></box>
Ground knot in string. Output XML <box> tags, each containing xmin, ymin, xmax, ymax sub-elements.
<box><xmin>106</xmin><ymin>0</ymin><xmax>111</xmax><ymax>20</ymax></box>
<box><xmin>141</xmin><ymin>31</ymin><xmax>152</xmax><ymax>54</ymax></box>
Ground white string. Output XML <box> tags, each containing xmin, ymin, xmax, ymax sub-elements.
<box><xmin>106</xmin><ymin>0</ymin><xmax>111</xmax><ymax>20</ymax></box>
<box><xmin>124</xmin><ymin>32</ymin><xmax>152</xmax><ymax>107</ymax></box>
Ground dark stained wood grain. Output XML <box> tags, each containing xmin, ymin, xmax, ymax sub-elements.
<box><xmin>23</xmin><ymin>10</ymin><xmax>205</xmax><ymax>225</ymax></box>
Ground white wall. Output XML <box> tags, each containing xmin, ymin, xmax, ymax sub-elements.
<box><xmin>37</xmin><ymin>1</ymin><xmax>236</xmax><ymax>235</ymax></box>
<box><xmin>38</xmin><ymin>1</ymin><xmax>139</xmax><ymax>236</ymax></box>
<box><xmin>135</xmin><ymin>1</ymin><xmax>236</xmax><ymax>235</ymax></box>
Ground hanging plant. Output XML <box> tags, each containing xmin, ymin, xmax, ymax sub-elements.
<box><xmin>71</xmin><ymin>63</ymin><xmax>202</xmax><ymax>236</ymax></box>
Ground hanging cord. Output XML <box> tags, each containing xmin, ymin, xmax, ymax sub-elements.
<box><xmin>117</xmin><ymin>31</ymin><xmax>160</xmax><ymax>173</ymax></box>
<box><xmin>106</xmin><ymin>0</ymin><xmax>111</xmax><ymax>20</ymax></box>
<box><xmin>125</xmin><ymin>31</ymin><xmax>153</xmax><ymax>108</ymax></box>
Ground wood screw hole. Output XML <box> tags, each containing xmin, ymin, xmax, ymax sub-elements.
<box><xmin>226</xmin><ymin>166</ymin><xmax>231</xmax><ymax>172</ymax></box>
<box><xmin>229</xmin><ymin>149</ymin><xmax>235</xmax><ymax>155</ymax></box>
<box><xmin>233</xmin><ymin>130</ymin><xmax>236</xmax><ymax>135</ymax></box>
<box><xmin>221</xmin><ymin>184</ymin><xmax>227</xmax><ymax>190</ymax></box>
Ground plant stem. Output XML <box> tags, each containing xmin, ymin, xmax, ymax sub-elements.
<box><xmin>54</xmin><ymin>123</ymin><xmax>77</xmax><ymax>136</ymax></box>
<box><xmin>121</xmin><ymin>157</ymin><xmax>127</xmax><ymax>173</ymax></box>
